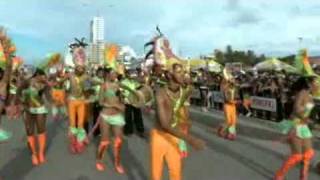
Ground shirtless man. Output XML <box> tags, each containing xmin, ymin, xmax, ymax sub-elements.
<box><xmin>67</xmin><ymin>65</ymin><xmax>90</xmax><ymax>153</ymax></box>
<box><xmin>150</xmin><ymin>63</ymin><xmax>205</xmax><ymax>180</ymax></box>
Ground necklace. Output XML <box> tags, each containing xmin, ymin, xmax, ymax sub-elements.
<box><xmin>165</xmin><ymin>86</ymin><xmax>182</xmax><ymax>101</ymax></box>
<box><xmin>165</xmin><ymin>86</ymin><xmax>183</xmax><ymax>128</ymax></box>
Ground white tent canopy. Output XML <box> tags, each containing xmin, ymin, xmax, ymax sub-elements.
<box><xmin>188</xmin><ymin>59</ymin><xmax>222</xmax><ymax>72</ymax></box>
<box><xmin>254</xmin><ymin>58</ymin><xmax>297</xmax><ymax>73</ymax></box>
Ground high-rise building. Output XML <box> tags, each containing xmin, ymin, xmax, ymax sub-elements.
<box><xmin>91</xmin><ymin>16</ymin><xmax>104</xmax><ymax>43</ymax></box>
<box><xmin>88</xmin><ymin>16</ymin><xmax>105</xmax><ymax>65</ymax></box>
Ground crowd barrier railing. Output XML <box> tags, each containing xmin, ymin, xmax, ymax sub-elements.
<box><xmin>190</xmin><ymin>87</ymin><xmax>320</xmax><ymax>124</ymax></box>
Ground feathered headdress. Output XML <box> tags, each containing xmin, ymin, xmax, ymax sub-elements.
<box><xmin>294</xmin><ymin>49</ymin><xmax>320</xmax><ymax>99</ymax></box>
<box><xmin>38</xmin><ymin>53</ymin><xmax>62</xmax><ymax>72</ymax></box>
<box><xmin>12</xmin><ymin>56</ymin><xmax>23</xmax><ymax>71</ymax></box>
<box><xmin>294</xmin><ymin>48</ymin><xmax>315</xmax><ymax>76</ymax></box>
<box><xmin>104</xmin><ymin>43</ymin><xmax>124</xmax><ymax>74</ymax></box>
<box><xmin>69</xmin><ymin>38</ymin><xmax>88</xmax><ymax>66</ymax></box>
<box><xmin>0</xmin><ymin>43</ymin><xmax>6</xmax><ymax>69</ymax></box>
<box><xmin>0</xmin><ymin>28</ymin><xmax>16</xmax><ymax>69</ymax></box>
<box><xmin>144</xmin><ymin>27</ymin><xmax>187</xmax><ymax>73</ymax></box>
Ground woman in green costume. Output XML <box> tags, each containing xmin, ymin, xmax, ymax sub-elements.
<box><xmin>95</xmin><ymin>68</ymin><xmax>126</xmax><ymax>174</ymax></box>
<box><xmin>19</xmin><ymin>69</ymin><xmax>49</xmax><ymax>166</ymax></box>
<box><xmin>275</xmin><ymin>76</ymin><xmax>317</xmax><ymax>180</ymax></box>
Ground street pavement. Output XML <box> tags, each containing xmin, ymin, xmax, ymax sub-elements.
<box><xmin>0</xmin><ymin>107</ymin><xmax>320</xmax><ymax>180</ymax></box>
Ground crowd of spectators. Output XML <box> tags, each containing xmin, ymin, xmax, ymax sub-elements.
<box><xmin>191</xmin><ymin>67</ymin><xmax>320</xmax><ymax>126</ymax></box>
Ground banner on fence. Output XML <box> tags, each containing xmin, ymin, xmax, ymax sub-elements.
<box><xmin>251</xmin><ymin>96</ymin><xmax>277</xmax><ymax>112</ymax></box>
<box><xmin>212</xmin><ymin>91</ymin><xmax>224</xmax><ymax>103</ymax></box>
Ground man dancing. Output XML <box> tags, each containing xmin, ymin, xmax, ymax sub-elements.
<box><xmin>49</xmin><ymin>58</ymin><xmax>67</xmax><ymax>121</ymax></box>
<box><xmin>150</xmin><ymin>63</ymin><xmax>205</xmax><ymax>180</ymax></box>
<box><xmin>218</xmin><ymin>68</ymin><xmax>238</xmax><ymax>140</ymax></box>
<box><xmin>67</xmin><ymin>39</ymin><xmax>90</xmax><ymax>153</ymax></box>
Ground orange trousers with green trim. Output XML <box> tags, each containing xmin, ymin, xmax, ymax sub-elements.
<box><xmin>68</xmin><ymin>99</ymin><xmax>86</xmax><ymax>128</ymax></box>
<box><xmin>223</xmin><ymin>103</ymin><xmax>237</xmax><ymax>127</ymax></box>
<box><xmin>150</xmin><ymin>129</ymin><xmax>181</xmax><ymax>180</ymax></box>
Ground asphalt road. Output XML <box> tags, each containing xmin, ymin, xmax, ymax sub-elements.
<box><xmin>0</xmin><ymin>107</ymin><xmax>320</xmax><ymax>180</ymax></box>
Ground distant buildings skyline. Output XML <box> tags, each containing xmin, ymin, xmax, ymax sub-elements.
<box><xmin>88</xmin><ymin>16</ymin><xmax>105</xmax><ymax>65</ymax></box>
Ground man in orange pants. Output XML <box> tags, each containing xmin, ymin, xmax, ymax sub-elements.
<box><xmin>66</xmin><ymin>38</ymin><xmax>91</xmax><ymax>154</ymax></box>
<box><xmin>218</xmin><ymin>68</ymin><xmax>238</xmax><ymax>141</ymax></box>
<box><xmin>151</xmin><ymin>63</ymin><xmax>205</xmax><ymax>180</ymax></box>
<box><xmin>67</xmin><ymin>65</ymin><xmax>89</xmax><ymax>154</ymax></box>
<box><xmin>50</xmin><ymin>68</ymin><xmax>67</xmax><ymax>121</ymax></box>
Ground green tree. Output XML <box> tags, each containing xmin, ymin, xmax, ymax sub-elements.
<box><xmin>225</xmin><ymin>45</ymin><xmax>233</xmax><ymax>63</ymax></box>
<box><xmin>214</xmin><ymin>49</ymin><xmax>224</xmax><ymax>65</ymax></box>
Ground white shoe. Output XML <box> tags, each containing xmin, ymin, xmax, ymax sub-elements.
<box><xmin>246</xmin><ymin>112</ymin><xmax>252</xmax><ymax>117</ymax></box>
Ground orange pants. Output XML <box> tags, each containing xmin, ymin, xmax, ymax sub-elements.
<box><xmin>68</xmin><ymin>99</ymin><xmax>86</xmax><ymax>128</ymax></box>
<box><xmin>223</xmin><ymin>103</ymin><xmax>237</xmax><ymax>127</ymax></box>
<box><xmin>150</xmin><ymin>129</ymin><xmax>181</xmax><ymax>180</ymax></box>
<box><xmin>51</xmin><ymin>89</ymin><xmax>66</xmax><ymax>106</ymax></box>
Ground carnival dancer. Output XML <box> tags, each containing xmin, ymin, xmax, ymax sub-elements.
<box><xmin>67</xmin><ymin>38</ymin><xmax>90</xmax><ymax>153</ymax></box>
<box><xmin>218</xmin><ymin>68</ymin><xmax>238</xmax><ymax>140</ymax></box>
<box><xmin>151</xmin><ymin>63</ymin><xmax>205</xmax><ymax>180</ymax></box>
<box><xmin>49</xmin><ymin>56</ymin><xmax>67</xmax><ymax>121</ymax></box>
<box><xmin>19</xmin><ymin>68</ymin><xmax>49</xmax><ymax>165</ymax></box>
<box><xmin>275</xmin><ymin>76</ymin><xmax>317</xmax><ymax>180</ymax></box>
<box><xmin>0</xmin><ymin>28</ymin><xmax>15</xmax><ymax>143</ymax></box>
<box><xmin>143</xmin><ymin>28</ymin><xmax>205</xmax><ymax>180</ymax></box>
<box><xmin>275</xmin><ymin>49</ymin><xmax>318</xmax><ymax>180</ymax></box>
<box><xmin>176</xmin><ymin>70</ymin><xmax>194</xmax><ymax>158</ymax></box>
<box><xmin>95</xmin><ymin>67</ymin><xmax>127</xmax><ymax>174</ymax></box>
<box><xmin>85</xmin><ymin>67</ymin><xmax>104</xmax><ymax>137</ymax></box>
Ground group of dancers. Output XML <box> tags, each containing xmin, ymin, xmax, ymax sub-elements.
<box><xmin>0</xmin><ymin>28</ymin><xmax>319</xmax><ymax>180</ymax></box>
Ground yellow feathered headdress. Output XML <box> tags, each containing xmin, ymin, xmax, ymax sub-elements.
<box><xmin>104</xmin><ymin>44</ymin><xmax>124</xmax><ymax>75</ymax></box>
<box><xmin>12</xmin><ymin>56</ymin><xmax>23</xmax><ymax>71</ymax></box>
<box><xmin>0</xmin><ymin>28</ymin><xmax>16</xmax><ymax>69</ymax></box>
<box><xmin>294</xmin><ymin>48</ymin><xmax>315</xmax><ymax>76</ymax></box>
<box><xmin>38</xmin><ymin>53</ymin><xmax>62</xmax><ymax>72</ymax></box>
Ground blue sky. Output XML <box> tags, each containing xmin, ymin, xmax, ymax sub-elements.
<box><xmin>1</xmin><ymin>0</ymin><xmax>320</xmax><ymax>63</ymax></box>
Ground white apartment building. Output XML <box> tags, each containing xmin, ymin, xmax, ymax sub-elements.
<box><xmin>88</xmin><ymin>16</ymin><xmax>105</xmax><ymax>65</ymax></box>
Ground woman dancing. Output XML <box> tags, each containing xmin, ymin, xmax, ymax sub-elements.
<box><xmin>95</xmin><ymin>68</ymin><xmax>126</xmax><ymax>174</ymax></box>
<box><xmin>275</xmin><ymin>76</ymin><xmax>317</xmax><ymax>180</ymax></box>
<box><xmin>20</xmin><ymin>68</ymin><xmax>49</xmax><ymax>165</ymax></box>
